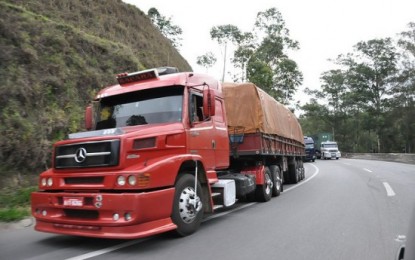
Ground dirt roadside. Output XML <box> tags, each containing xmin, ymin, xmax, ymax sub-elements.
<box><xmin>0</xmin><ymin>217</ymin><xmax>34</xmax><ymax>232</ymax></box>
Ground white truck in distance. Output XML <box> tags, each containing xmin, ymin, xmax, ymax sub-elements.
<box><xmin>320</xmin><ymin>141</ymin><xmax>341</xmax><ymax>160</ymax></box>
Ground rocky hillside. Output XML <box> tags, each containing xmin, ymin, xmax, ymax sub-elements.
<box><xmin>0</xmin><ymin>0</ymin><xmax>192</xmax><ymax>178</ymax></box>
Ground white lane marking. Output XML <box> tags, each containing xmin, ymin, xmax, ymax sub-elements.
<box><xmin>383</xmin><ymin>182</ymin><xmax>396</xmax><ymax>197</ymax></box>
<box><xmin>363</xmin><ymin>168</ymin><xmax>372</xmax><ymax>172</ymax></box>
<box><xmin>65</xmin><ymin>165</ymin><xmax>320</xmax><ymax>260</ymax></box>
<box><xmin>203</xmin><ymin>202</ymin><xmax>256</xmax><ymax>221</ymax></box>
<box><xmin>65</xmin><ymin>239</ymin><xmax>149</xmax><ymax>260</ymax></box>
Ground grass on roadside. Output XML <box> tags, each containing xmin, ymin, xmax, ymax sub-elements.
<box><xmin>0</xmin><ymin>186</ymin><xmax>37</xmax><ymax>222</ymax></box>
<box><xmin>0</xmin><ymin>207</ymin><xmax>31</xmax><ymax>222</ymax></box>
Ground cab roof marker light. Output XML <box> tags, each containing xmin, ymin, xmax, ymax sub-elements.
<box><xmin>116</xmin><ymin>67</ymin><xmax>179</xmax><ymax>85</ymax></box>
<box><xmin>116</xmin><ymin>69</ymin><xmax>159</xmax><ymax>85</ymax></box>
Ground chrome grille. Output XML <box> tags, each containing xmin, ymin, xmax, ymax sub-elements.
<box><xmin>54</xmin><ymin>140</ymin><xmax>120</xmax><ymax>169</ymax></box>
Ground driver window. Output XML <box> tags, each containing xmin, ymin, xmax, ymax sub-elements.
<box><xmin>190</xmin><ymin>94</ymin><xmax>204</xmax><ymax>123</ymax></box>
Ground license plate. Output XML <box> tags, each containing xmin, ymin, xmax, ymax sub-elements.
<box><xmin>63</xmin><ymin>197</ymin><xmax>83</xmax><ymax>206</ymax></box>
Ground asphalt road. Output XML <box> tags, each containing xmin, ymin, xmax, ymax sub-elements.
<box><xmin>1</xmin><ymin>159</ymin><xmax>414</xmax><ymax>260</ymax></box>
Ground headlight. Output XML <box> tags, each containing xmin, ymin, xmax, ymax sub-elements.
<box><xmin>125</xmin><ymin>213</ymin><xmax>132</xmax><ymax>221</ymax></box>
<box><xmin>117</xmin><ymin>176</ymin><xmax>126</xmax><ymax>186</ymax></box>
<box><xmin>41</xmin><ymin>178</ymin><xmax>47</xmax><ymax>187</ymax></box>
<box><xmin>47</xmin><ymin>178</ymin><xmax>53</xmax><ymax>187</ymax></box>
<box><xmin>128</xmin><ymin>175</ymin><xmax>137</xmax><ymax>186</ymax></box>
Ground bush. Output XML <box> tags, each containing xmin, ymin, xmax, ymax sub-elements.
<box><xmin>0</xmin><ymin>186</ymin><xmax>37</xmax><ymax>208</ymax></box>
<box><xmin>0</xmin><ymin>207</ymin><xmax>30</xmax><ymax>222</ymax></box>
<box><xmin>0</xmin><ymin>186</ymin><xmax>36</xmax><ymax>222</ymax></box>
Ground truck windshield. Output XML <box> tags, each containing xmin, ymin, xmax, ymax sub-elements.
<box><xmin>94</xmin><ymin>86</ymin><xmax>183</xmax><ymax>130</ymax></box>
<box><xmin>305</xmin><ymin>144</ymin><xmax>314</xmax><ymax>149</ymax></box>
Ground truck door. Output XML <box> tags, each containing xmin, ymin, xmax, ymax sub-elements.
<box><xmin>212</xmin><ymin>98</ymin><xmax>229</xmax><ymax>169</ymax></box>
<box><xmin>187</xmin><ymin>93</ymin><xmax>216</xmax><ymax>171</ymax></box>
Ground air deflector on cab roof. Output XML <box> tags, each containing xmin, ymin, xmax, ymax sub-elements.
<box><xmin>116</xmin><ymin>67</ymin><xmax>179</xmax><ymax>85</ymax></box>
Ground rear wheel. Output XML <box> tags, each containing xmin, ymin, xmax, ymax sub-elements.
<box><xmin>171</xmin><ymin>174</ymin><xmax>204</xmax><ymax>236</ymax></box>
<box><xmin>298</xmin><ymin>160</ymin><xmax>305</xmax><ymax>181</ymax></box>
<box><xmin>270</xmin><ymin>165</ymin><xmax>282</xmax><ymax>197</ymax></box>
<box><xmin>255</xmin><ymin>167</ymin><xmax>272</xmax><ymax>202</ymax></box>
<box><xmin>289</xmin><ymin>161</ymin><xmax>299</xmax><ymax>184</ymax></box>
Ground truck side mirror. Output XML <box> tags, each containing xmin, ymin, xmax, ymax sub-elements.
<box><xmin>203</xmin><ymin>88</ymin><xmax>215</xmax><ymax>118</ymax></box>
<box><xmin>85</xmin><ymin>105</ymin><xmax>93</xmax><ymax>130</ymax></box>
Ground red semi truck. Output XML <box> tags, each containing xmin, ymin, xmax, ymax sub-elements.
<box><xmin>31</xmin><ymin>67</ymin><xmax>305</xmax><ymax>239</ymax></box>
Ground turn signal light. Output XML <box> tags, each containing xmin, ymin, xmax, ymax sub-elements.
<box><xmin>137</xmin><ymin>173</ymin><xmax>150</xmax><ymax>187</ymax></box>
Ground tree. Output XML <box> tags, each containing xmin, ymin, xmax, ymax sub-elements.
<box><xmin>147</xmin><ymin>8</ymin><xmax>183</xmax><ymax>48</ymax></box>
<box><xmin>395</xmin><ymin>22</ymin><xmax>415</xmax><ymax>152</ymax></box>
<box><xmin>232</xmin><ymin>32</ymin><xmax>255</xmax><ymax>82</ymax></box>
<box><xmin>341</xmin><ymin>38</ymin><xmax>399</xmax><ymax>152</ymax></box>
<box><xmin>248</xmin><ymin>8</ymin><xmax>303</xmax><ymax>103</ymax></box>
<box><xmin>196</xmin><ymin>52</ymin><xmax>217</xmax><ymax>72</ymax></box>
<box><xmin>273</xmin><ymin>58</ymin><xmax>303</xmax><ymax>104</ymax></box>
<box><xmin>210</xmin><ymin>24</ymin><xmax>242</xmax><ymax>82</ymax></box>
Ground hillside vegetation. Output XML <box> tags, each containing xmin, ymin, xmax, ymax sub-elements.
<box><xmin>0</xmin><ymin>0</ymin><xmax>192</xmax><ymax>185</ymax></box>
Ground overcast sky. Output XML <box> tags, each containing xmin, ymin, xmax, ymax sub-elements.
<box><xmin>123</xmin><ymin>0</ymin><xmax>414</xmax><ymax>105</ymax></box>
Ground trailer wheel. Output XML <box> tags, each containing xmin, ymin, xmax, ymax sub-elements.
<box><xmin>171</xmin><ymin>174</ymin><xmax>204</xmax><ymax>236</ymax></box>
<box><xmin>270</xmin><ymin>165</ymin><xmax>282</xmax><ymax>197</ymax></box>
<box><xmin>298</xmin><ymin>161</ymin><xmax>304</xmax><ymax>181</ymax></box>
<box><xmin>289</xmin><ymin>161</ymin><xmax>299</xmax><ymax>184</ymax></box>
<box><xmin>255</xmin><ymin>167</ymin><xmax>272</xmax><ymax>202</ymax></box>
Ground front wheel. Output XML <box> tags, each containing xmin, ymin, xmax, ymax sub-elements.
<box><xmin>171</xmin><ymin>174</ymin><xmax>204</xmax><ymax>237</ymax></box>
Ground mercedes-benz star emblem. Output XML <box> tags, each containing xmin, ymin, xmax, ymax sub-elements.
<box><xmin>74</xmin><ymin>147</ymin><xmax>87</xmax><ymax>163</ymax></box>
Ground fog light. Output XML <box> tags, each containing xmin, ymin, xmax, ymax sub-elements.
<box><xmin>47</xmin><ymin>178</ymin><xmax>53</xmax><ymax>187</ymax></box>
<box><xmin>41</xmin><ymin>178</ymin><xmax>47</xmax><ymax>186</ymax></box>
<box><xmin>42</xmin><ymin>210</ymin><xmax>47</xmax><ymax>216</ymax></box>
<box><xmin>113</xmin><ymin>213</ymin><xmax>120</xmax><ymax>221</ymax></box>
<box><xmin>117</xmin><ymin>176</ymin><xmax>126</xmax><ymax>186</ymax></box>
<box><xmin>128</xmin><ymin>175</ymin><xmax>137</xmax><ymax>186</ymax></box>
<box><xmin>125</xmin><ymin>213</ymin><xmax>132</xmax><ymax>221</ymax></box>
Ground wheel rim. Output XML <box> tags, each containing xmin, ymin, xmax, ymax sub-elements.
<box><xmin>178</xmin><ymin>187</ymin><xmax>202</xmax><ymax>224</ymax></box>
<box><xmin>265</xmin><ymin>173</ymin><xmax>272</xmax><ymax>195</ymax></box>
<box><xmin>275</xmin><ymin>176</ymin><xmax>281</xmax><ymax>191</ymax></box>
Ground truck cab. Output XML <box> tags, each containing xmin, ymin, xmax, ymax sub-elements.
<box><xmin>320</xmin><ymin>141</ymin><xmax>341</xmax><ymax>160</ymax></box>
<box><xmin>31</xmin><ymin>67</ymin><xmax>230</xmax><ymax>239</ymax></box>
<box><xmin>303</xmin><ymin>136</ymin><xmax>316</xmax><ymax>162</ymax></box>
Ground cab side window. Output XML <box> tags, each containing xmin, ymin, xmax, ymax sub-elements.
<box><xmin>214</xmin><ymin>99</ymin><xmax>224</xmax><ymax>123</ymax></box>
<box><xmin>190</xmin><ymin>94</ymin><xmax>204</xmax><ymax>123</ymax></box>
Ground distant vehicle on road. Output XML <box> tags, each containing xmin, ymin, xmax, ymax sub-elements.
<box><xmin>304</xmin><ymin>136</ymin><xmax>316</xmax><ymax>162</ymax></box>
<box><xmin>320</xmin><ymin>141</ymin><xmax>341</xmax><ymax>160</ymax></box>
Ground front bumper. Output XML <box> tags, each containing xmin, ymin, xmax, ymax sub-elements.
<box><xmin>322</xmin><ymin>152</ymin><xmax>341</xmax><ymax>159</ymax></box>
<box><xmin>31</xmin><ymin>188</ymin><xmax>176</xmax><ymax>239</ymax></box>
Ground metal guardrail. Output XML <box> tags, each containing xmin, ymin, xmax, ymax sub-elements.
<box><xmin>342</xmin><ymin>153</ymin><xmax>415</xmax><ymax>165</ymax></box>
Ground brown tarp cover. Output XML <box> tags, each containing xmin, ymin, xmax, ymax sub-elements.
<box><xmin>222</xmin><ymin>82</ymin><xmax>304</xmax><ymax>144</ymax></box>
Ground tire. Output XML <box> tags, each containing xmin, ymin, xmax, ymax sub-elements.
<box><xmin>255</xmin><ymin>167</ymin><xmax>272</xmax><ymax>202</ymax></box>
<box><xmin>270</xmin><ymin>165</ymin><xmax>282</xmax><ymax>197</ymax></box>
<box><xmin>301</xmin><ymin>166</ymin><xmax>305</xmax><ymax>180</ymax></box>
<box><xmin>171</xmin><ymin>174</ymin><xmax>204</xmax><ymax>236</ymax></box>
<box><xmin>296</xmin><ymin>161</ymin><xmax>301</xmax><ymax>181</ymax></box>
<box><xmin>289</xmin><ymin>161</ymin><xmax>298</xmax><ymax>184</ymax></box>
<box><xmin>299</xmin><ymin>161</ymin><xmax>305</xmax><ymax>180</ymax></box>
